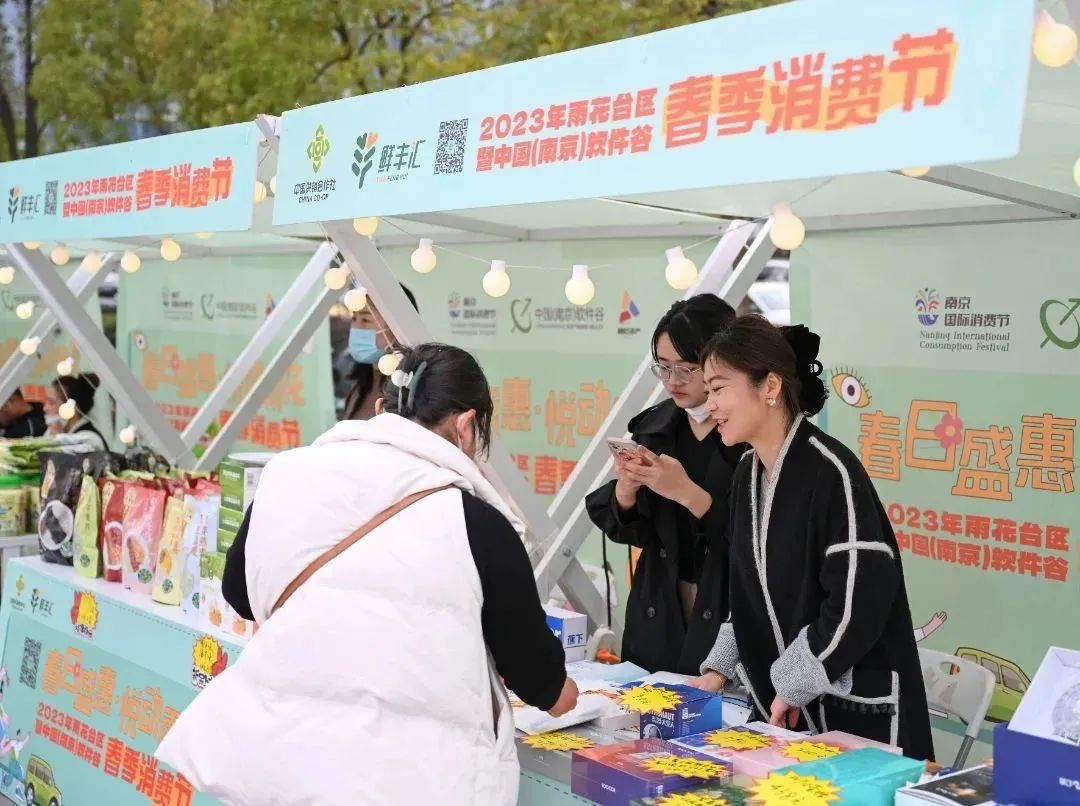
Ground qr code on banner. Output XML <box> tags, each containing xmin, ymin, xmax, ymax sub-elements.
<box><xmin>435</xmin><ymin>119</ymin><xmax>469</xmax><ymax>175</ymax></box>
<box><xmin>20</xmin><ymin>637</ymin><xmax>40</xmax><ymax>689</ymax></box>
<box><xmin>44</xmin><ymin>181</ymin><xmax>58</xmax><ymax>216</ymax></box>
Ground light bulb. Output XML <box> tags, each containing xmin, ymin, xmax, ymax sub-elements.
<box><xmin>50</xmin><ymin>244</ymin><xmax>70</xmax><ymax>266</ymax></box>
<box><xmin>18</xmin><ymin>337</ymin><xmax>39</xmax><ymax>356</ymax></box>
<box><xmin>195</xmin><ymin>231</ymin><xmax>214</xmax><ymax>240</ymax></box>
<box><xmin>0</xmin><ymin>266</ymin><xmax>14</xmax><ymax>285</ymax></box>
<box><xmin>83</xmin><ymin>250</ymin><xmax>103</xmax><ymax>273</ymax></box>
<box><xmin>565</xmin><ymin>264</ymin><xmax>595</xmax><ymax>306</ymax></box>
<box><xmin>119</xmin><ymin>425</ymin><xmax>137</xmax><ymax>445</ymax></box>
<box><xmin>482</xmin><ymin>260</ymin><xmax>511</xmax><ymax>298</ymax></box>
<box><xmin>58</xmin><ymin>399</ymin><xmax>77</xmax><ymax>421</ymax></box>
<box><xmin>1074</xmin><ymin>156</ymin><xmax>1080</xmax><ymax>189</ymax></box>
<box><xmin>664</xmin><ymin>247</ymin><xmax>699</xmax><ymax>290</ymax></box>
<box><xmin>353</xmin><ymin>217</ymin><xmax>379</xmax><ymax>237</ymax></box>
<box><xmin>22</xmin><ymin>242</ymin><xmax>39</xmax><ymax>250</ymax></box>
<box><xmin>15</xmin><ymin>301</ymin><xmax>33</xmax><ymax>320</ymax></box>
<box><xmin>269</xmin><ymin>175</ymin><xmax>278</xmax><ymax>195</ymax></box>
<box><xmin>1034</xmin><ymin>12</ymin><xmax>1078</xmax><ymax>68</ymax></box>
<box><xmin>121</xmin><ymin>251</ymin><xmax>142</xmax><ymax>273</ymax></box>
<box><xmin>378</xmin><ymin>352</ymin><xmax>402</xmax><ymax>376</ymax></box>
<box><xmin>160</xmin><ymin>238</ymin><xmax>182</xmax><ymax>262</ymax></box>
<box><xmin>344</xmin><ymin>288</ymin><xmax>368</xmax><ymax>312</ymax></box>
<box><xmin>56</xmin><ymin>357</ymin><xmax>74</xmax><ymax>376</ymax></box>
<box><xmin>324</xmin><ymin>267</ymin><xmax>349</xmax><ymax>291</ymax></box>
<box><xmin>900</xmin><ymin>166</ymin><xmax>931</xmax><ymax>178</ymax></box>
<box><xmin>410</xmin><ymin>239</ymin><xmax>437</xmax><ymax>274</ymax></box>
<box><xmin>770</xmin><ymin>204</ymin><xmax>806</xmax><ymax>251</ymax></box>
<box><xmin>253</xmin><ymin>180</ymin><xmax>268</xmax><ymax>203</ymax></box>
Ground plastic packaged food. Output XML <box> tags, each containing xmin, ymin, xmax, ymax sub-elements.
<box><xmin>152</xmin><ymin>496</ymin><xmax>190</xmax><ymax>605</ymax></box>
<box><xmin>121</xmin><ymin>485</ymin><xmax>166</xmax><ymax>594</ymax></box>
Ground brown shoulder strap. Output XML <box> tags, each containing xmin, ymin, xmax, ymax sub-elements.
<box><xmin>272</xmin><ymin>484</ymin><xmax>454</xmax><ymax>615</ymax></box>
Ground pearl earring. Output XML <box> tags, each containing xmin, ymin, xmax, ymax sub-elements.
<box><xmin>767</xmin><ymin>398</ymin><xmax>776</xmax><ymax>407</ymax></box>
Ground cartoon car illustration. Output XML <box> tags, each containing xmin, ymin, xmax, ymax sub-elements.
<box><xmin>24</xmin><ymin>756</ymin><xmax>61</xmax><ymax>806</ymax></box>
<box><xmin>954</xmin><ymin>647</ymin><xmax>1030</xmax><ymax>723</ymax></box>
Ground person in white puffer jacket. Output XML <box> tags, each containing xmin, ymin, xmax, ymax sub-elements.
<box><xmin>157</xmin><ymin>343</ymin><xmax>578</xmax><ymax>805</ymax></box>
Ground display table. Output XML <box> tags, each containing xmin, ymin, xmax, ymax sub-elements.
<box><xmin>0</xmin><ymin>557</ymin><xmax>588</xmax><ymax>805</ymax></box>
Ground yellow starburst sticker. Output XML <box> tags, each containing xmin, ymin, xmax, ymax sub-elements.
<box><xmin>749</xmin><ymin>771</ymin><xmax>840</xmax><ymax>806</ymax></box>
<box><xmin>640</xmin><ymin>754</ymin><xmax>729</xmax><ymax>780</ymax></box>
<box><xmin>519</xmin><ymin>732</ymin><xmax>596</xmax><ymax>752</ymax></box>
<box><xmin>657</xmin><ymin>793</ymin><xmax>729</xmax><ymax>806</ymax></box>
<box><xmin>703</xmin><ymin>729</ymin><xmax>774</xmax><ymax>751</ymax></box>
<box><xmin>508</xmin><ymin>695</ymin><xmax>526</xmax><ymax>709</ymax></box>
<box><xmin>619</xmin><ymin>684</ymin><xmax>683</xmax><ymax>714</ymax></box>
<box><xmin>782</xmin><ymin>741</ymin><xmax>843</xmax><ymax>763</ymax></box>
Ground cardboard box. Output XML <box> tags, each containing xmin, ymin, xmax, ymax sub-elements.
<box><xmin>571</xmin><ymin>739</ymin><xmax>731</xmax><ymax>805</ymax></box>
<box><xmin>516</xmin><ymin>726</ymin><xmax>623</xmax><ymax>786</ymax></box>
<box><xmin>895</xmin><ymin>764</ymin><xmax>993</xmax><ymax>805</ymax></box>
<box><xmin>216</xmin><ymin>505</ymin><xmax>244</xmax><ymax>553</ymax></box>
<box><xmin>544</xmin><ymin>605</ymin><xmax>587</xmax><ymax>663</ymax></box>
<box><xmin>633</xmin><ymin>684</ymin><xmax>723</xmax><ymax>740</ymax></box>
<box><xmin>218</xmin><ymin>453</ymin><xmax>271</xmax><ymax>513</ymax></box>
<box><xmin>774</xmin><ymin>747</ymin><xmax>925</xmax><ymax>805</ymax></box>
<box><xmin>994</xmin><ymin>722</ymin><xmax>1080</xmax><ymax>804</ymax></box>
<box><xmin>631</xmin><ymin>781</ymin><xmax>752</xmax><ymax>805</ymax></box>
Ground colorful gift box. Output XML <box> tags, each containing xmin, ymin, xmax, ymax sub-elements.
<box><xmin>516</xmin><ymin>726</ymin><xmax>625</xmax><ymax>786</ymax></box>
<box><xmin>621</xmin><ymin>683</ymin><xmax>723</xmax><ymax>740</ymax></box>
<box><xmin>766</xmin><ymin>747</ymin><xmax>925</xmax><ymax>805</ymax></box>
<box><xmin>671</xmin><ymin>725</ymin><xmax>791</xmax><ymax>773</ymax></box>
<box><xmin>631</xmin><ymin>781</ymin><xmax>752</xmax><ymax>805</ymax></box>
<box><xmin>813</xmin><ymin>730</ymin><xmax>902</xmax><ymax>755</ymax></box>
<box><xmin>571</xmin><ymin>739</ymin><xmax>732</xmax><ymax>806</ymax></box>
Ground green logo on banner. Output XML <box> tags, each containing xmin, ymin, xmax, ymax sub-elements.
<box><xmin>352</xmin><ymin>131</ymin><xmax>378</xmax><ymax>190</ymax></box>
<box><xmin>1039</xmin><ymin>298</ymin><xmax>1080</xmax><ymax>350</ymax></box>
<box><xmin>306</xmin><ymin>125</ymin><xmax>331</xmax><ymax>173</ymax></box>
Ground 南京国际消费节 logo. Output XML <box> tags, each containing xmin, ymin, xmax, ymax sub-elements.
<box><xmin>916</xmin><ymin>288</ymin><xmax>940</xmax><ymax>326</ymax></box>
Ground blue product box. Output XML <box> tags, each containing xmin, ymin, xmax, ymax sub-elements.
<box><xmin>774</xmin><ymin>747</ymin><xmax>925</xmax><ymax>805</ymax></box>
<box><xmin>994</xmin><ymin>722</ymin><xmax>1080</xmax><ymax>804</ymax></box>
<box><xmin>629</xmin><ymin>684</ymin><xmax>724</xmax><ymax>740</ymax></box>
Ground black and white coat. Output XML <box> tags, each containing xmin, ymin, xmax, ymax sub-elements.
<box><xmin>702</xmin><ymin>415</ymin><xmax>935</xmax><ymax>760</ymax></box>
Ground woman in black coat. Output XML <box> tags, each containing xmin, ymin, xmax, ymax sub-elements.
<box><xmin>586</xmin><ymin>295</ymin><xmax>741</xmax><ymax>674</ymax></box>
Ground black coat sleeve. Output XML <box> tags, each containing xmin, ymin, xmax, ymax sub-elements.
<box><xmin>462</xmin><ymin>492</ymin><xmax>567</xmax><ymax>711</ymax></box>
<box><xmin>585</xmin><ymin>479</ymin><xmax>658</xmax><ymax>550</ymax></box>
<box><xmin>222</xmin><ymin>505</ymin><xmax>255</xmax><ymax>622</ymax></box>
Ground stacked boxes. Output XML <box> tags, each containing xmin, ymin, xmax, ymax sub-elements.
<box><xmin>217</xmin><ymin>453</ymin><xmax>271</xmax><ymax>551</ymax></box>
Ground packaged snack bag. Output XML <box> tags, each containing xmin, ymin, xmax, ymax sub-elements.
<box><xmin>73</xmin><ymin>475</ymin><xmax>102</xmax><ymax>579</ymax></box>
<box><xmin>180</xmin><ymin>493</ymin><xmax>221</xmax><ymax>617</ymax></box>
<box><xmin>0</xmin><ymin>484</ymin><xmax>25</xmax><ymax>538</ymax></box>
<box><xmin>122</xmin><ymin>485</ymin><xmax>166</xmax><ymax>594</ymax></box>
<box><xmin>99</xmin><ymin>479</ymin><xmax>129</xmax><ymax>582</ymax></box>
<box><xmin>200</xmin><ymin>552</ymin><xmax>227</xmax><ymax>633</ymax></box>
<box><xmin>152</xmin><ymin>496</ymin><xmax>190</xmax><ymax>605</ymax></box>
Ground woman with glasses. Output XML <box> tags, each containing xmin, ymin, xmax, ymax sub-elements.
<box><xmin>586</xmin><ymin>295</ymin><xmax>742</xmax><ymax>674</ymax></box>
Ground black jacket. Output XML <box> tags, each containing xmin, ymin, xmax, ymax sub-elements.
<box><xmin>585</xmin><ymin>400</ymin><xmax>741</xmax><ymax>674</ymax></box>
<box><xmin>711</xmin><ymin>417</ymin><xmax>934</xmax><ymax>760</ymax></box>
<box><xmin>0</xmin><ymin>402</ymin><xmax>46</xmax><ymax>439</ymax></box>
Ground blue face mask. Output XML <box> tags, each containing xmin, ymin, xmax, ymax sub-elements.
<box><xmin>348</xmin><ymin>328</ymin><xmax>386</xmax><ymax>365</ymax></box>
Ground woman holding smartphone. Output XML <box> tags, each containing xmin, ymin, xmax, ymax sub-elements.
<box><xmin>586</xmin><ymin>295</ymin><xmax>742</xmax><ymax>674</ymax></box>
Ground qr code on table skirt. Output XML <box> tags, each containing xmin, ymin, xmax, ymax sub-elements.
<box><xmin>435</xmin><ymin>119</ymin><xmax>469</xmax><ymax>175</ymax></box>
<box><xmin>21</xmin><ymin>637</ymin><xmax>41</xmax><ymax>688</ymax></box>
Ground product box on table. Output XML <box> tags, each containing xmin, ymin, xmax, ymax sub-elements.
<box><xmin>630</xmin><ymin>781</ymin><xmax>752</xmax><ymax>805</ymax></box>
<box><xmin>993</xmin><ymin>645</ymin><xmax>1080</xmax><ymax>804</ymax></box>
<box><xmin>630</xmin><ymin>684</ymin><xmax>723</xmax><ymax>740</ymax></box>
<box><xmin>218</xmin><ymin>453</ymin><xmax>270</xmax><ymax>513</ymax></box>
<box><xmin>571</xmin><ymin>739</ymin><xmax>731</xmax><ymax>806</ymax></box>
<box><xmin>216</xmin><ymin>505</ymin><xmax>244</xmax><ymax>553</ymax></box>
<box><xmin>895</xmin><ymin>764</ymin><xmax>993</xmax><ymax>805</ymax></box>
<box><xmin>544</xmin><ymin>604</ymin><xmax>587</xmax><ymax>663</ymax></box>
<box><xmin>768</xmin><ymin>747</ymin><xmax>924</xmax><ymax>805</ymax></box>
<box><xmin>516</xmin><ymin>726</ymin><xmax>624</xmax><ymax>786</ymax></box>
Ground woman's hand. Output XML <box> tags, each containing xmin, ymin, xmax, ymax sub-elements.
<box><xmin>686</xmin><ymin>670</ymin><xmax>727</xmax><ymax>694</ymax></box>
<box><xmin>613</xmin><ymin>451</ymin><xmax>644</xmax><ymax>511</ymax></box>
<box><xmin>623</xmin><ymin>448</ymin><xmax>712</xmax><ymax>518</ymax></box>
<box><xmin>547</xmin><ymin>678</ymin><xmax>580</xmax><ymax>717</ymax></box>
<box><xmin>769</xmin><ymin>695</ymin><xmax>800</xmax><ymax>729</ymax></box>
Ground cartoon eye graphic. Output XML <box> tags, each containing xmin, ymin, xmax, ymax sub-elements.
<box><xmin>133</xmin><ymin>331</ymin><xmax>148</xmax><ymax>351</ymax></box>
<box><xmin>831</xmin><ymin>368</ymin><xmax>871</xmax><ymax>408</ymax></box>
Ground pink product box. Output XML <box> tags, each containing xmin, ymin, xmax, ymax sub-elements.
<box><xmin>814</xmin><ymin>731</ymin><xmax>902</xmax><ymax>755</ymax></box>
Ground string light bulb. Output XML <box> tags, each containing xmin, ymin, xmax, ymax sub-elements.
<box><xmin>15</xmin><ymin>301</ymin><xmax>33</xmax><ymax>320</ymax></box>
<box><xmin>565</xmin><ymin>264</ymin><xmax>595</xmax><ymax>306</ymax></box>
<box><xmin>22</xmin><ymin>242</ymin><xmax>39</xmax><ymax>250</ymax></box>
<box><xmin>195</xmin><ymin>231</ymin><xmax>214</xmax><ymax>240</ymax></box>
<box><xmin>410</xmin><ymin>239</ymin><xmax>437</xmax><ymax>274</ymax></box>
<box><xmin>353</xmin><ymin>217</ymin><xmax>379</xmax><ymax>237</ymax></box>
<box><xmin>121</xmin><ymin>251</ymin><xmax>142</xmax><ymax>273</ymax></box>
<box><xmin>18</xmin><ymin>337</ymin><xmax>39</xmax><ymax>356</ymax></box>
<box><xmin>1033</xmin><ymin>11</ymin><xmax>1078</xmax><ymax>67</ymax></box>
<box><xmin>269</xmin><ymin>175</ymin><xmax>278</xmax><ymax>195</ymax></box>
<box><xmin>664</xmin><ymin>247</ymin><xmax>699</xmax><ymax>290</ymax></box>
<box><xmin>344</xmin><ymin>288</ymin><xmax>368</xmax><ymax>312</ymax></box>
<box><xmin>1073</xmin><ymin>156</ymin><xmax>1080</xmax><ymax>189</ymax></box>
<box><xmin>57</xmin><ymin>357</ymin><xmax>74</xmax><ymax>377</ymax></box>
<box><xmin>253</xmin><ymin>180</ymin><xmax>268</xmax><ymax>203</ymax></box>
<box><xmin>324</xmin><ymin>267</ymin><xmax>349</xmax><ymax>291</ymax></box>
<box><xmin>482</xmin><ymin>260</ymin><xmax>511</xmax><ymax>298</ymax></box>
<box><xmin>770</xmin><ymin>204</ymin><xmax>806</xmax><ymax>251</ymax></box>
<box><xmin>119</xmin><ymin>425</ymin><xmax>137</xmax><ymax>445</ymax></box>
<box><xmin>0</xmin><ymin>266</ymin><xmax>14</xmax><ymax>285</ymax></box>
<box><xmin>161</xmin><ymin>238</ymin><xmax>182</xmax><ymax>262</ymax></box>
<box><xmin>50</xmin><ymin>244</ymin><xmax>70</xmax><ymax>266</ymax></box>
<box><xmin>378</xmin><ymin>352</ymin><xmax>402</xmax><ymax>376</ymax></box>
<box><xmin>83</xmin><ymin>250</ymin><xmax>103</xmax><ymax>273</ymax></box>
<box><xmin>58</xmin><ymin>399</ymin><xmax>77</xmax><ymax>422</ymax></box>
<box><xmin>900</xmin><ymin>166</ymin><xmax>932</xmax><ymax>178</ymax></box>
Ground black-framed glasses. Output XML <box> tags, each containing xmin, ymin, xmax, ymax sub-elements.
<box><xmin>651</xmin><ymin>362</ymin><xmax>702</xmax><ymax>384</ymax></box>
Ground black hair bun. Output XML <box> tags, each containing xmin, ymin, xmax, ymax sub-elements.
<box><xmin>781</xmin><ymin>324</ymin><xmax>828</xmax><ymax>416</ymax></box>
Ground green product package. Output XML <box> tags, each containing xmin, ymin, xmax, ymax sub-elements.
<box><xmin>73</xmin><ymin>475</ymin><xmax>102</xmax><ymax>578</ymax></box>
<box><xmin>216</xmin><ymin>506</ymin><xmax>243</xmax><ymax>552</ymax></box>
<box><xmin>200</xmin><ymin>552</ymin><xmax>228</xmax><ymax>633</ymax></box>
<box><xmin>0</xmin><ymin>487</ymin><xmax>25</xmax><ymax>538</ymax></box>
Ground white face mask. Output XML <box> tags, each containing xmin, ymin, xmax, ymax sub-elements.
<box><xmin>45</xmin><ymin>414</ymin><xmax>62</xmax><ymax>429</ymax></box>
<box><xmin>685</xmin><ymin>403</ymin><xmax>711</xmax><ymax>424</ymax></box>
